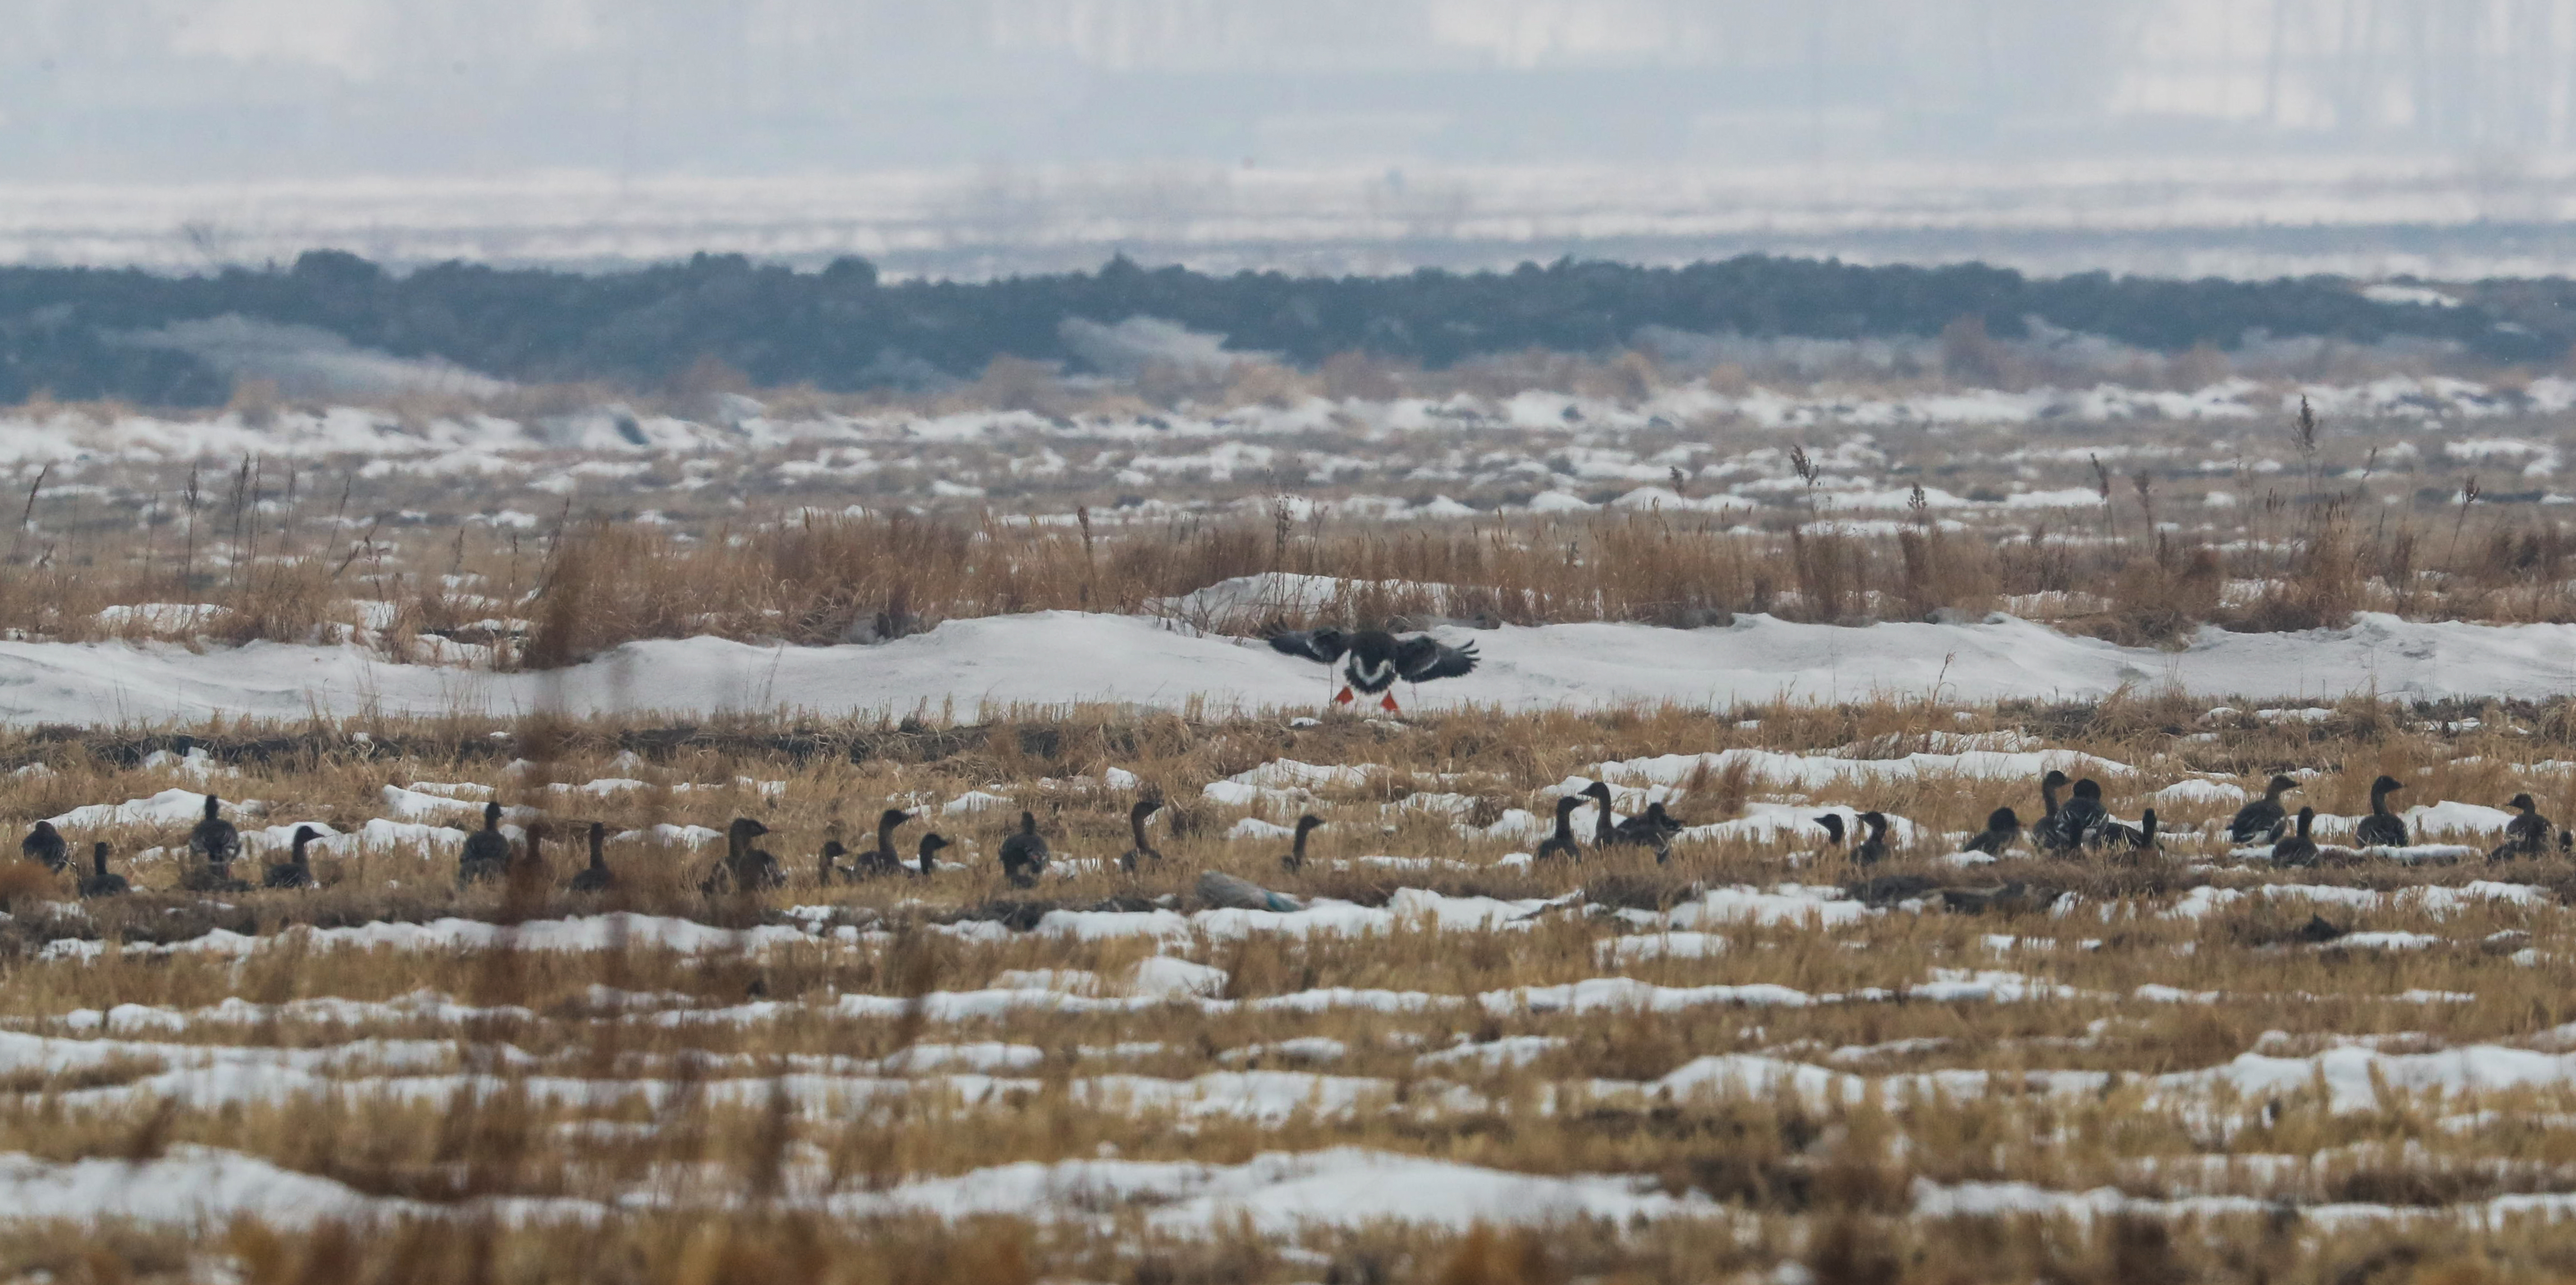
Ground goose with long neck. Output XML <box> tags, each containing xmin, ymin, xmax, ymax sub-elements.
<box><xmin>2356</xmin><ymin>776</ymin><xmax>2408</xmax><ymax>848</ymax></box>
<box><xmin>2228</xmin><ymin>775</ymin><xmax>2300</xmax><ymax>845</ymax></box>
<box><xmin>264</xmin><ymin>825</ymin><xmax>320</xmax><ymax>889</ymax></box>
<box><xmin>702</xmin><ymin>817</ymin><xmax>781</xmax><ymax>893</ymax></box>
<box><xmin>571</xmin><ymin>821</ymin><xmax>613</xmax><ymax>892</ymax></box>
<box><xmin>2493</xmin><ymin>793</ymin><xmax>2555</xmax><ymax>862</ymax></box>
<box><xmin>1280</xmin><ymin>814</ymin><xmax>1324</xmax><ymax>872</ymax></box>
<box><xmin>78</xmin><ymin>842</ymin><xmax>128</xmax><ymax>899</ymax></box>
<box><xmin>1583</xmin><ymin>781</ymin><xmax>1616</xmax><ymax>846</ymax></box>
<box><xmin>1535</xmin><ymin>796</ymin><xmax>1583</xmax><ymax>862</ymax></box>
<box><xmin>458</xmin><ymin>800</ymin><xmax>510</xmax><ymax>884</ymax></box>
<box><xmin>1851</xmin><ymin>812</ymin><xmax>1890</xmax><ymax>866</ymax></box>
<box><xmin>873</xmin><ymin>808</ymin><xmax>915</xmax><ymax>874</ymax></box>
<box><xmin>190</xmin><ymin>794</ymin><xmax>240</xmax><ymax>873</ymax></box>
<box><xmin>1122</xmin><ymin>798</ymin><xmax>1165</xmax><ymax>872</ymax></box>
<box><xmin>2271</xmin><ymin>807</ymin><xmax>2320</xmax><ymax>866</ymax></box>
<box><xmin>916</xmin><ymin>832</ymin><xmax>951</xmax><ymax>875</ymax></box>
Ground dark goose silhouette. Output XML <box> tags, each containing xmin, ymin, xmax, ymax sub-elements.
<box><xmin>2228</xmin><ymin>775</ymin><xmax>2300</xmax><ymax>845</ymax></box>
<box><xmin>1815</xmin><ymin>814</ymin><xmax>1846</xmax><ymax>847</ymax></box>
<box><xmin>1267</xmin><ymin>627</ymin><xmax>1480</xmax><ymax>713</ymax></box>
<box><xmin>1583</xmin><ymin>781</ymin><xmax>1617</xmax><ymax>846</ymax></box>
<box><xmin>78</xmin><ymin>842</ymin><xmax>128</xmax><ymax>899</ymax></box>
<box><xmin>1535</xmin><ymin>796</ymin><xmax>1584</xmax><ymax>862</ymax></box>
<box><xmin>1962</xmin><ymin>807</ymin><xmax>2021</xmax><ymax>857</ymax></box>
<box><xmin>818</xmin><ymin>840</ymin><xmax>851</xmax><ymax>884</ymax></box>
<box><xmin>870</xmin><ymin>808</ymin><xmax>915</xmax><ymax>876</ymax></box>
<box><xmin>2042</xmin><ymin>779</ymin><xmax>2108</xmax><ymax>852</ymax></box>
<box><xmin>190</xmin><ymin>795</ymin><xmax>240</xmax><ymax>870</ymax></box>
<box><xmin>1610</xmin><ymin>801</ymin><xmax>1683</xmax><ymax>863</ymax></box>
<box><xmin>571</xmin><ymin>821</ymin><xmax>613</xmax><ymax>892</ymax></box>
<box><xmin>2096</xmin><ymin>808</ymin><xmax>2159</xmax><ymax>851</ymax></box>
<box><xmin>2356</xmin><ymin>776</ymin><xmax>2409</xmax><ymax>848</ymax></box>
<box><xmin>729</xmin><ymin>817</ymin><xmax>784</xmax><ymax>890</ymax></box>
<box><xmin>2271</xmin><ymin>807</ymin><xmax>2320</xmax><ymax>866</ymax></box>
<box><xmin>1851</xmin><ymin>811</ymin><xmax>1891</xmax><ymax>866</ymax></box>
<box><xmin>1121</xmin><ymin>797</ymin><xmax>1165</xmax><ymax>872</ymax></box>
<box><xmin>1279</xmin><ymin>814</ymin><xmax>1324</xmax><ymax>873</ymax></box>
<box><xmin>916</xmin><ymin>832</ymin><xmax>951</xmax><ymax>875</ymax></box>
<box><xmin>264</xmin><ymin>825</ymin><xmax>320</xmax><ymax>889</ymax></box>
<box><xmin>21</xmin><ymin>821</ymin><xmax>65</xmax><ymax>872</ymax></box>
<box><xmin>2492</xmin><ymin>794</ymin><xmax>2556</xmax><ymax>863</ymax></box>
<box><xmin>458</xmin><ymin>801</ymin><xmax>511</xmax><ymax>884</ymax></box>
<box><xmin>2036</xmin><ymin>771</ymin><xmax>2067</xmax><ymax>845</ymax></box>
<box><xmin>999</xmin><ymin>811</ymin><xmax>1050</xmax><ymax>887</ymax></box>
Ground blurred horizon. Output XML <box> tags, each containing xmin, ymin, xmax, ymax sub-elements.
<box><xmin>15</xmin><ymin>0</ymin><xmax>2576</xmax><ymax>279</ymax></box>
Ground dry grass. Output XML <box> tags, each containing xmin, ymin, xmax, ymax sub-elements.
<box><xmin>0</xmin><ymin>701</ymin><xmax>2573</xmax><ymax>1276</ymax></box>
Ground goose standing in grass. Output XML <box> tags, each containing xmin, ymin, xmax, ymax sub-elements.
<box><xmin>1962</xmin><ymin>808</ymin><xmax>2021</xmax><ymax>857</ymax></box>
<box><xmin>190</xmin><ymin>795</ymin><xmax>240</xmax><ymax>873</ymax></box>
<box><xmin>459</xmin><ymin>801</ymin><xmax>511</xmax><ymax>884</ymax></box>
<box><xmin>869</xmin><ymin>808</ymin><xmax>915</xmax><ymax>877</ymax></box>
<box><xmin>1535</xmin><ymin>796</ymin><xmax>1584</xmax><ymax>862</ymax></box>
<box><xmin>1279</xmin><ymin>814</ymin><xmax>1324</xmax><ymax>873</ymax></box>
<box><xmin>916</xmin><ymin>832</ymin><xmax>951</xmax><ymax>875</ymax></box>
<box><xmin>725</xmin><ymin>817</ymin><xmax>784</xmax><ymax>890</ymax></box>
<box><xmin>1267</xmin><ymin>627</ymin><xmax>1480</xmax><ymax>714</ymax></box>
<box><xmin>571</xmin><ymin>822</ymin><xmax>613</xmax><ymax>892</ymax></box>
<box><xmin>2270</xmin><ymin>807</ymin><xmax>2320</xmax><ymax>866</ymax></box>
<box><xmin>2228</xmin><ymin>775</ymin><xmax>2300</xmax><ymax>845</ymax></box>
<box><xmin>1121</xmin><ymin>798</ymin><xmax>1165</xmax><ymax>872</ymax></box>
<box><xmin>2036</xmin><ymin>771</ymin><xmax>2066</xmax><ymax>840</ymax></box>
<box><xmin>1610</xmin><ymin>802</ymin><xmax>1682</xmax><ymax>863</ymax></box>
<box><xmin>78</xmin><ymin>842</ymin><xmax>128</xmax><ymax>899</ymax></box>
<box><xmin>1851</xmin><ymin>812</ymin><xmax>1891</xmax><ymax>866</ymax></box>
<box><xmin>1583</xmin><ymin>781</ymin><xmax>1617</xmax><ymax>846</ymax></box>
<box><xmin>2355</xmin><ymin>776</ymin><xmax>2409</xmax><ymax>848</ymax></box>
<box><xmin>999</xmin><ymin>811</ymin><xmax>1049</xmax><ymax>887</ymax></box>
<box><xmin>2491</xmin><ymin>794</ymin><xmax>2556</xmax><ymax>862</ymax></box>
<box><xmin>21</xmin><ymin>821</ymin><xmax>65</xmax><ymax>872</ymax></box>
<box><xmin>264</xmin><ymin>825</ymin><xmax>320</xmax><ymax>889</ymax></box>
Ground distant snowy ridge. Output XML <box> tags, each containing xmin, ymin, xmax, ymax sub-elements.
<box><xmin>0</xmin><ymin>608</ymin><xmax>2569</xmax><ymax>726</ymax></box>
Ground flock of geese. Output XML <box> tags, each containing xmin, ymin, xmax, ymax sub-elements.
<box><xmin>16</xmin><ymin>769</ymin><xmax>2571</xmax><ymax>901</ymax></box>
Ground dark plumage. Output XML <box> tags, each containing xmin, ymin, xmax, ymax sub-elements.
<box><xmin>2036</xmin><ymin>771</ymin><xmax>2066</xmax><ymax>842</ymax></box>
<box><xmin>189</xmin><ymin>794</ymin><xmax>240</xmax><ymax>869</ymax></box>
<box><xmin>2271</xmin><ymin>807</ymin><xmax>2320</xmax><ymax>866</ymax></box>
<box><xmin>1851</xmin><ymin>811</ymin><xmax>1891</xmax><ymax>866</ymax></box>
<box><xmin>2355</xmin><ymin>776</ymin><xmax>2408</xmax><ymax>848</ymax></box>
<box><xmin>78</xmin><ymin>842</ymin><xmax>128</xmax><ymax>899</ymax></box>
<box><xmin>1121</xmin><ymin>797</ymin><xmax>1165</xmax><ymax>872</ymax></box>
<box><xmin>1267</xmin><ymin>627</ymin><xmax>1479</xmax><ymax>713</ymax></box>
<box><xmin>2492</xmin><ymin>794</ymin><xmax>2555</xmax><ymax>862</ymax></box>
<box><xmin>458</xmin><ymin>800</ymin><xmax>511</xmax><ymax>884</ymax></box>
<box><xmin>571</xmin><ymin>821</ymin><xmax>613</xmax><ymax>892</ymax></box>
<box><xmin>917</xmin><ymin>833</ymin><xmax>951</xmax><ymax>875</ymax></box>
<box><xmin>818</xmin><ymin>839</ymin><xmax>851</xmax><ymax>884</ymax></box>
<box><xmin>1535</xmin><ymin>796</ymin><xmax>1583</xmax><ymax>862</ymax></box>
<box><xmin>1815</xmin><ymin>813</ymin><xmax>1846</xmax><ymax>847</ymax></box>
<box><xmin>1963</xmin><ymin>807</ymin><xmax>2021</xmax><ymax>857</ymax></box>
<box><xmin>2228</xmin><ymin>775</ymin><xmax>2300</xmax><ymax>845</ymax></box>
<box><xmin>1583</xmin><ymin>781</ymin><xmax>1616</xmax><ymax>846</ymax></box>
<box><xmin>999</xmin><ymin>810</ymin><xmax>1049</xmax><ymax>887</ymax></box>
<box><xmin>872</xmin><ymin>808</ymin><xmax>915</xmax><ymax>876</ymax></box>
<box><xmin>1610</xmin><ymin>801</ymin><xmax>1683</xmax><ymax>863</ymax></box>
<box><xmin>2095</xmin><ymin>808</ymin><xmax>2160</xmax><ymax>851</ymax></box>
<box><xmin>2041</xmin><ymin>778</ymin><xmax>2108</xmax><ymax>852</ymax></box>
<box><xmin>21</xmin><ymin>821</ymin><xmax>65</xmax><ymax>872</ymax></box>
<box><xmin>264</xmin><ymin>825</ymin><xmax>320</xmax><ymax>889</ymax></box>
<box><xmin>1279</xmin><ymin>814</ymin><xmax>1324</xmax><ymax>873</ymax></box>
<box><xmin>728</xmin><ymin>817</ymin><xmax>784</xmax><ymax>890</ymax></box>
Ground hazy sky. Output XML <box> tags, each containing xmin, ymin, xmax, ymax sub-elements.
<box><xmin>15</xmin><ymin>0</ymin><xmax>2576</xmax><ymax>182</ymax></box>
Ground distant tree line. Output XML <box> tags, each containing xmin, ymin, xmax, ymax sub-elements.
<box><xmin>0</xmin><ymin>249</ymin><xmax>2564</xmax><ymax>407</ymax></box>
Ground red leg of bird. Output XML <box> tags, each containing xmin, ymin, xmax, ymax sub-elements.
<box><xmin>1379</xmin><ymin>693</ymin><xmax>1400</xmax><ymax>713</ymax></box>
<box><xmin>1334</xmin><ymin>686</ymin><xmax>1355</xmax><ymax>705</ymax></box>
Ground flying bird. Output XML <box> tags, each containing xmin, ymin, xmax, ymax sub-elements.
<box><xmin>1266</xmin><ymin>628</ymin><xmax>1479</xmax><ymax>714</ymax></box>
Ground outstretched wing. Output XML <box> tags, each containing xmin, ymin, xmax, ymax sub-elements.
<box><xmin>1394</xmin><ymin>635</ymin><xmax>1479</xmax><ymax>682</ymax></box>
<box><xmin>1267</xmin><ymin>628</ymin><xmax>1349</xmax><ymax>665</ymax></box>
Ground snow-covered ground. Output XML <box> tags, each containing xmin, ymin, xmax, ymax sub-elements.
<box><xmin>2</xmin><ymin>608</ymin><xmax>2569</xmax><ymax>726</ymax></box>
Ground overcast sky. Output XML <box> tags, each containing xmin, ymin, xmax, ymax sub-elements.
<box><xmin>15</xmin><ymin>0</ymin><xmax>2576</xmax><ymax>182</ymax></box>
